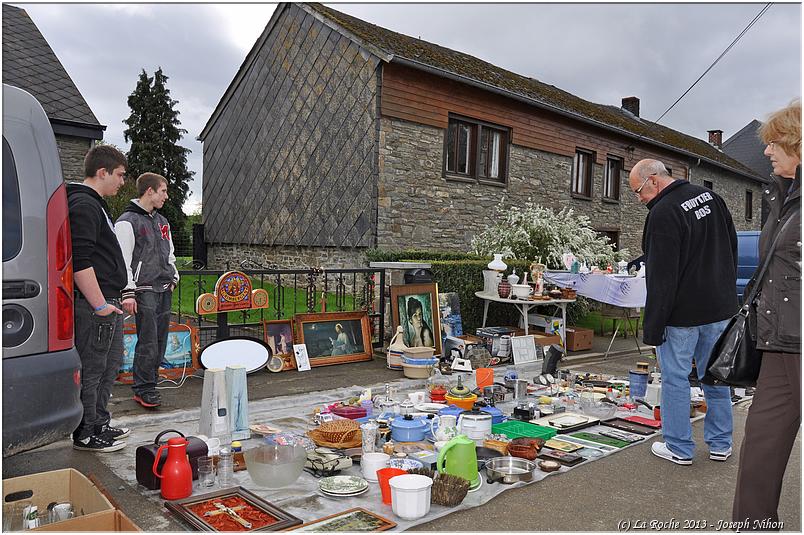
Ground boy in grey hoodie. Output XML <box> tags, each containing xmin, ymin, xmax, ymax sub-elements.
<box><xmin>115</xmin><ymin>173</ymin><xmax>179</xmax><ymax>408</ymax></box>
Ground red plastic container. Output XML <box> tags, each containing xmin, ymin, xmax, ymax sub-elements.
<box><xmin>331</xmin><ymin>405</ymin><xmax>368</xmax><ymax>419</ymax></box>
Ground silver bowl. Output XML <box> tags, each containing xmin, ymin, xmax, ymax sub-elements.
<box><xmin>485</xmin><ymin>456</ymin><xmax>536</xmax><ymax>484</ymax></box>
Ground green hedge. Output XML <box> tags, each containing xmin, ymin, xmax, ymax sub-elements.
<box><xmin>367</xmin><ymin>249</ymin><xmax>582</xmax><ymax>333</ymax></box>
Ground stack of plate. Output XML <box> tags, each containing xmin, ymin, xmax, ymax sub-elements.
<box><xmin>319</xmin><ymin>475</ymin><xmax>369</xmax><ymax>498</ymax></box>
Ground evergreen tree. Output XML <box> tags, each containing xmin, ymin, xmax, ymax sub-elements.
<box><xmin>123</xmin><ymin>67</ymin><xmax>193</xmax><ymax>244</ymax></box>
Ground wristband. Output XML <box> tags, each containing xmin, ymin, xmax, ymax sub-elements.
<box><xmin>94</xmin><ymin>303</ymin><xmax>109</xmax><ymax>312</ymax></box>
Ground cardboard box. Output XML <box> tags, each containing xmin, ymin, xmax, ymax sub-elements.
<box><xmin>2</xmin><ymin>468</ymin><xmax>138</xmax><ymax>532</ymax></box>
<box><xmin>533</xmin><ymin>332</ymin><xmax>562</xmax><ymax>347</ymax></box>
<box><xmin>35</xmin><ymin>510</ymin><xmax>140</xmax><ymax>532</ymax></box>
<box><xmin>566</xmin><ymin>327</ymin><xmax>594</xmax><ymax>351</ymax></box>
<box><xmin>527</xmin><ymin>314</ymin><xmax>564</xmax><ymax>333</ymax></box>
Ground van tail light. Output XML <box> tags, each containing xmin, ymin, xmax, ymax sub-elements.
<box><xmin>47</xmin><ymin>183</ymin><xmax>74</xmax><ymax>351</ymax></box>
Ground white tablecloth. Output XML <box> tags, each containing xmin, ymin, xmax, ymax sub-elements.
<box><xmin>543</xmin><ymin>272</ymin><xmax>646</xmax><ymax>308</ymax></box>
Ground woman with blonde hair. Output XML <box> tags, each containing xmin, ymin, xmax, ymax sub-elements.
<box><xmin>732</xmin><ymin>99</ymin><xmax>800</xmax><ymax>528</ymax></box>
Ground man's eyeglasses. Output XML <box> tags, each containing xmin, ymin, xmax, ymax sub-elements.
<box><xmin>633</xmin><ymin>174</ymin><xmax>655</xmax><ymax>194</ymax></box>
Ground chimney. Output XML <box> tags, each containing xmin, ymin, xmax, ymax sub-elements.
<box><xmin>622</xmin><ymin>96</ymin><xmax>640</xmax><ymax>117</ymax></box>
<box><xmin>708</xmin><ymin>129</ymin><xmax>723</xmax><ymax>149</ymax></box>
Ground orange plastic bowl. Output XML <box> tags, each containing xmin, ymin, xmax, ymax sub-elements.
<box><xmin>444</xmin><ymin>393</ymin><xmax>477</xmax><ymax>411</ymax></box>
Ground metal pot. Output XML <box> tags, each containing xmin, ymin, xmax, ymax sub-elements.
<box><xmin>485</xmin><ymin>456</ymin><xmax>536</xmax><ymax>485</ymax></box>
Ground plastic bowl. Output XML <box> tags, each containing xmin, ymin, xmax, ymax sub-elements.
<box><xmin>244</xmin><ymin>444</ymin><xmax>307</xmax><ymax>488</ymax></box>
<box><xmin>577</xmin><ymin>398</ymin><xmax>618</xmax><ymax>420</ymax></box>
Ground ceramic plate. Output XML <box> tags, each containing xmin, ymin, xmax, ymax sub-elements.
<box><xmin>389</xmin><ymin>458</ymin><xmax>424</xmax><ymax>471</ymax></box>
<box><xmin>319</xmin><ymin>475</ymin><xmax>369</xmax><ymax>495</ymax></box>
<box><xmin>548</xmin><ymin>415</ymin><xmax>590</xmax><ymax>427</ymax></box>
<box><xmin>320</xmin><ymin>486</ymin><xmax>369</xmax><ymax>498</ymax></box>
<box><xmin>415</xmin><ymin>403</ymin><xmax>445</xmax><ymax>413</ymax></box>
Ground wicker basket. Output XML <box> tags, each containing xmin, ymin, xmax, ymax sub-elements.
<box><xmin>307</xmin><ymin>419</ymin><xmax>362</xmax><ymax>449</ymax></box>
<box><xmin>406</xmin><ymin>467</ymin><xmax>470</xmax><ymax>507</ymax></box>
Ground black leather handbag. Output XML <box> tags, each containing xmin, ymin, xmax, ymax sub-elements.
<box><xmin>135</xmin><ymin>429</ymin><xmax>208</xmax><ymax>490</ymax></box>
<box><xmin>703</xmin><ymin>209</ymin><xmax>799</xmax><ymax>387</ymax></box>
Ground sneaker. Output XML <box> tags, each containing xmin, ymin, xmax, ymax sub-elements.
<box><xmin>73</xmin><ymin>434</ymin><xmax>126</xmax><ymax>452</ymax></box>
<box><xmin>651</xmin><ymin>442</ymin><xmax>693</xmax><ymax>465</ymax></box>
<box><xmin>133</xmin><ymin>391</ymin><xmax>161</xmax><ymax>408</ymax></box>
<box><xmin>96</xmin><ymin>423</ymin><xmax>130</xmax><ymax>440</ymax></box>
<box><xmin>710</xmin><ymin>447</ymin><xmax>733</xmax><ymax>461</ymax></box>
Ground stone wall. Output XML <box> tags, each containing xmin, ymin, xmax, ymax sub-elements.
<box><xmin>377</xmin><ymin>116</ymin><xmax>645</xmax><ymax>256</ymax></box>
<box><xmin>688</xmin><ymin>165</ymin><xmax>763</xmax><ymax>232</ymax></box>
<box><xmin>207</xmin><ymin>243</ymin><xmax>367</xmax><ymax>271</ymax></box>
<box><xmin>56</xmin><ymin>134</ymin><xmax>91</xmax><ymax>181</ymax></box>
<box><xmin>377</xmin><ymin>117</ymin><xmax>762</xmax><ymax>257</ymax></box>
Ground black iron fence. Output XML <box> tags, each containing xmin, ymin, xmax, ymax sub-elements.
<box><xmin>174</xmin><ymin>263</ymin><xmax>386</xmax><ymax>353</ymax></box>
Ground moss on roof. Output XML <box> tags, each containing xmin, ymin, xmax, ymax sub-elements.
<box><xmin>307</xmin><ymin>3</ymin><xmax>761</xmax><ymax>180</ymax></box>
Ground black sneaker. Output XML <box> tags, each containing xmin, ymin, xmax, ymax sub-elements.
<box><xmin>133</xmin><ymin>391</ymin><xmax>161</xmax><ymax>408</ymax></box>
<box><xmin>96</xmin><ymin>423</ymin><xmax>130</xmax><ymax>440</ymax></box>
<box><xmin>73</xmin><ymin>434</ymin><xmax>126</xmax><ymax>452</ymax></box>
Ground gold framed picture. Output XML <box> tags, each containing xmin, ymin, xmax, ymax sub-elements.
<box><xmin>293</xmin><ymin>311</ymin><xmax>373</xmax><ymax>367</ymax></box>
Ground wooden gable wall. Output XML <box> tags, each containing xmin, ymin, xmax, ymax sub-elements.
<box><xmin>381</xmin><ymin>62</ymin><xmax>691</xmax><ymax>177</ymax></box>
<box><xmin>202</xmin><ymin>3</ymin><xmax>381</xmax><ymax>248</ymax></box>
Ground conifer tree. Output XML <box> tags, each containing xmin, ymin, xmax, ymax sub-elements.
<box><xmin>123</xmin><ymin>68</ymin><xmax>193</xmax><ymax>244</ymax></box>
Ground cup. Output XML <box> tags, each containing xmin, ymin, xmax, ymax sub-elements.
<box><xmin>628</xmin><ymin>370</ymin><xmax>649</xmax><ymax>400</ymax></box>
<box><xmin>217</xmin><ymin>449</ymin><xmax>235</xmax><ymax>488</ymax></box>
<box><xmin>377</xmin><ymin>468</ymin><xmax>407</xmax><ymax>505</ymax></box>
<box><xmin>204</xmin><ymin>437</ymin><xmax>221</xmax><ymax>456</ymax></box>
<box><xmin>407</xmin><ymin>391</ymin><xmax>425</xmax><ymax>404</ymax></box>
<box><xmin>361</xmin><ymin>452</ymin><xmax>390</xmax><ymax>482</ymax></box>
<box><xmin>360</xmin><ymin>420</ymin><xmax>379</xmax><ymax>454</ymax></box>
<box><xmin>197</xmin><ymin>456</ymin><xmax>215</xmax><ymax>489</ymax></box>
<box><xmin>50</xmin><ymin>503</ymin><xmax>74</xmax><ymax>523</ymax></box>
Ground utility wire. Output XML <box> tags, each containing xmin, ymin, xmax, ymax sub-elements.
<box><xmin>654</xmin><ymin>3</ymin><xmax>772</xmax><ymax>124</ymax></box>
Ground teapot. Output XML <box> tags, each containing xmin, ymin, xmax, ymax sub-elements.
<box><xmin>436</xmin><ymin>434</ymin><xmax>479</xmax><ymax>488</ymax></box>
<box><xmin>430</xmin><ymin>414</ymin><xmax>458</xmax><ymax>442</ymax></box>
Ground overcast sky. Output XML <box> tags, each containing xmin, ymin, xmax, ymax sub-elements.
<box><xmin>16</xmin><ymin>2</ymin><xmax>802</xmax><ymax>213</ymax></box>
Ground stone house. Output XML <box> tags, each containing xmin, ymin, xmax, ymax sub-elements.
<box><xmin>723</xmin><ymin>119</ymin><xmax>774</xmax><ymax>224</ymax></box>
<box><xmin>200</xmin><ymin>3</ymin><xmax>764</xmax><ymax>269</ymax></box>
<box><xmin>2</xmin><ymin>4</ymin><xmax>104</xmax><ymax>181</ymax></box>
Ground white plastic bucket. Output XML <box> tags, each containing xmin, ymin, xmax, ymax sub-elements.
<box><xmin>389</xmin><ymin>474</ymin><xmax>433</xmax><ymax>520</ymax></box>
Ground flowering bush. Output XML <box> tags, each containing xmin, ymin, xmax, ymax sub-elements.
<box><xmin>470</xmin><ymin>202</ymin><xmax>627</xmax><ymax>269</ymax></box>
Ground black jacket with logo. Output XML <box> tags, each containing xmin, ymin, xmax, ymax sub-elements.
<box><xmin>67</xmin><ymin>182</ymin><xmax>127</xmax><ymax>298</ymax></box>
<box><xmin>750</xmin><ymin>166</ymin><xmax>801</xmax><ymax>353</ymax></box>
<box><xmin>641</xmin><ymin>180</ymin><xmax>739</xmax><ymax>346</ymax></box>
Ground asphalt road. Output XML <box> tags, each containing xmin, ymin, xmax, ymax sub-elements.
<box><xmin>3</xmin><ymin>347</ymin><xmax>800</xmax><ymax>532</ymax></box>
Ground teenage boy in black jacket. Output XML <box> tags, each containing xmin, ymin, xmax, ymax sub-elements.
<box><xmin>68</xmin><ymin>145</ymin><xmax>131</xmax><ymax>452</ymax></box>
<box><xmin>629</xmin><ymin>159</ymin><xmax>738</xmax><ymax>466</ymax></box>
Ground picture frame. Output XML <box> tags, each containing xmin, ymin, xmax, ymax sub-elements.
<box><xmin>117</xmin><ymin>321</ymin><xmax>200</xmax><ymax>384</ymax></box>
<box><xmin>292</xmin><ymin>507</ymin><xmax>396</xmax><ymax>532</ymax></box>
<box><xmin>511</xmin><ymin>335</ymin><xmax>541</xmax><ymax>365</ymax></box>
<box><xmin>292</xmin><ymin>344</ymin><xmax>311</xmax><ymax>372</ymax></box>
<box><xmin>438</xmin><ymin>292</ymin><xmax>463</xmax><ymax>347</ymax></box>
<box><xmin>293</xmin><ymin>311</ymin><xmax>373</xmax><ymax>367</ymax></box>
<box><xmin>262</xmin><ymin>319</ymin><xmax>297</xmax><ymax>371</ymax></box>
<box><xmin>164</xmin><ymin>486</ymin><xmax>302</xmax><ymax>531</ymax></box>
<box><xmin>390</xmin><ymin>283</ymin><xmax>442</xmax><ymax>357</ymax></box>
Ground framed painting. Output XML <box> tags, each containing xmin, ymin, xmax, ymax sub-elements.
<box><xmin>293</xmin><ymin>311</ymin><xmax>373</xmax><ymax>367</ymax></box>
<box><xmin>262</xmin><ymin>320</ymin><xmax>296</xmax><ymax>371</ymax></box>
<box><xmin>292</xmin><ymin>507</ymin><xmax>396</xmax><ymax>532</ymax></box>
<box><xmin>438</xmin><ymin>291</ymin><xmax>463</xmax><ymax>347</ymax></box>
<box><xmin>117</xmin><ymin>321</ymin><xmax>199</xmax><ymax>384</ymax></box>
<box><xmin>164</xmin><ymin>486</ymin><xmax>302</xmax><ymax>531</ymax></box>
<box><xmin>390</xmin><ymin>283</ymin><xmax>442</xmax><ymax>357</ymax></box>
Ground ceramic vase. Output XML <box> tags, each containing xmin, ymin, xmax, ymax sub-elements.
<box><xmin>507</xmin><ymin>269</ymin><xmax>520</xmax><ymax>286</ymax></box>
<box><xmin>497</xmin><ymin>278</ymin><xmax>511</xmax><ymax>298</ymax></box>
<box><xmin>488</xmin><ymin>254</ymin><xmax>507</xmax><ymax>272</ymax></box>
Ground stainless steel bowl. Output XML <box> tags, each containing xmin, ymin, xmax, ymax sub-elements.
<box><xmin>485</xmin><ymin>456</ymin><xmax>536</xmax><ymax>484</ymax></box>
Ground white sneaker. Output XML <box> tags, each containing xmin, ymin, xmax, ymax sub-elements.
<box><xmin>710</xmin><ymin>447</ymin><xmax>732</xmax><ymax>461</ymax></box>
<box><xmin>651</xmin><ymin>442</ymin><xmax>693</xmax><ymax>465</ymax></box>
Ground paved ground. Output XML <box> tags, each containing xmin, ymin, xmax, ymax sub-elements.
<box><xmin>3</xmin><ymin>335</ymin><xmax>800</xmax><ymax>531</ymax></box>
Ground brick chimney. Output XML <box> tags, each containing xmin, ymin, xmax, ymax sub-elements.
<box><xmin>622</xmin><ymin>96</ymin><xmax>640</xmax><ymax>117</ymax></box>
<box><xmin>708</xmin><ymin>129</ymin><xmax>723</xmax><ymax>148</ymax></box>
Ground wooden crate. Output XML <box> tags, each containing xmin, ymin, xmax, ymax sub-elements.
<box><xmin>566</xmin><ymin>327</ymin><xmax>594</xmax><ymax>351</ymax></box>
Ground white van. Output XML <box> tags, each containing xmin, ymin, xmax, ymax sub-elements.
<box><xmin>3</xmin><ymin>84</ymin><xmax>82</xmax><ymax>456</ymax></box>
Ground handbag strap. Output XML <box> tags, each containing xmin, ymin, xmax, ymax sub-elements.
<box><xmin>743</xmin><ymin>205</ymin><xmax>800</xmax><ymax>307</ymax></box>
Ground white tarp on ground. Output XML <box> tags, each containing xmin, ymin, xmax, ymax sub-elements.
<box><xmin>544</xmin><ymin>272</ymin><xmax>647</xmax><ymax>308</ymax></box>
<box><xmin>82</xmin><ymin>360</ymin><xmax>674</xmax><ymax>531</ymax></box>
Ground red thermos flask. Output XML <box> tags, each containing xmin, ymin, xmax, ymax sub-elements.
<box><xmin>152</xmin><ymin>437</ymin><xmax>193</xmax><ymax>499</ymax></box>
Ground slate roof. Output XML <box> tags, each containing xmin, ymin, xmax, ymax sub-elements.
<box><xmin>3</xmin><ymin>4</ymin><xmax>102</xmax><ymax>128</ymax></box>
<box><xmin>723</xmin><ymin>120</ymin><xmax>773</xmax><ymax>181</ymax></box>
<box><xmin>305</xmin><ymin>3</ymin><xmax>764</xmax><ymax>182</ymax></box>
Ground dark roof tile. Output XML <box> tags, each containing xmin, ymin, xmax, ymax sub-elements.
<box><xmin>2</xmin><ymin>4</ymin><xmax>101</xmax><ymax>127</ymax></box>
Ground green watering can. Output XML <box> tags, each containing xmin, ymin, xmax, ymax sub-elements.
<box><xmin>436</xmin><ymin>434</ymin><xmax>480</xmax><ymax>488</ymax></box>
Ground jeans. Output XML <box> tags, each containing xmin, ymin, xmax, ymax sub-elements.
<box><xmin>132</xmin><ymin>291</ymin><xmax>172</xmax><ymax>396</ymax></box>
<box><xmin>73</xmin><ymin>297</ymin><xmax>123</xmax><ymax>440</ymax></box>
<box><xmin>656</xmin><ymin>319</ymin><xmax>732</xmax><ymax>459</ymax></box>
